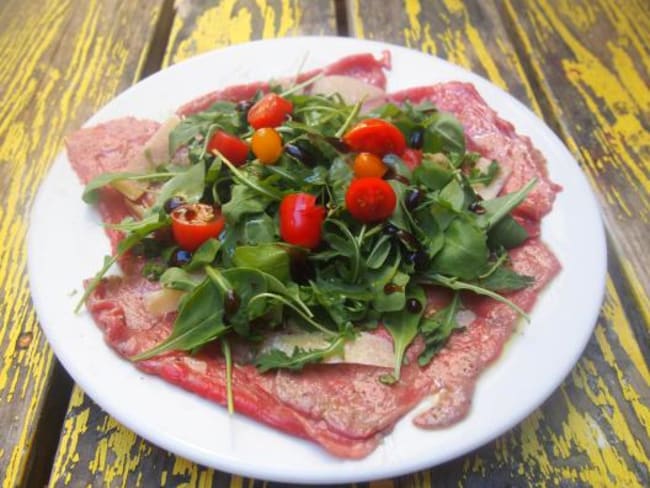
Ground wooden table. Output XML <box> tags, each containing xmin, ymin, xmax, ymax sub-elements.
<box><xmin>1</xmin><ymin>0</ymin><xmax>648</xmax><ymax>486</ymax></box>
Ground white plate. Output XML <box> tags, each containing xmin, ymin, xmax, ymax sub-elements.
<box><xmin>28</xmin><ymin>37</ymin><xmax>606</xmax><ymax>483</ymax></box>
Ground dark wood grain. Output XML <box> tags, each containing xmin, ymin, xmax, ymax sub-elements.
<box><xmin>0</xmin><ymin>1</ymin><xmax>166</xmax><ymax>486</ymax></box>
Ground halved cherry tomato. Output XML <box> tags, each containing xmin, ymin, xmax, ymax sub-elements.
<box><xmin>207</xmin><ymin>130</ymin><xmax>249</xmax><ymax>166</ymax></box>
<box><xmin>247</xmin><ymin>93</ymin><xmax>293</xmax><ymax>129</ymax></box>
<box><xmin>352</xmin><ymin>152</ymin><xmax>387</xmax><ymax>178</ymax></box>
<box><xmin>343</xmin><ymin>119</ymin><xmax>406</xmax><ymax>156</ymax></box>
<box><xmin>251</xmin><ymin>128</ymin><xmax>283</xmax><ymax>165</ymax></box>
<box><xmin>171</xmin><ymin>203</ymin><xmax>225</xmax><ymax>252</ymax></box>
<box><xmin>279</xmin><ymin>193</ymin><xmax>326</xmax><ymax>249</ymax></box>
<box><xmin>401</xmin><ymin>148</ymin><xmax>423</xmax><ymax>170</ymax></box>
<box><xmin>345</xmin><ymin>177</ymin><xmax>397</xmax><ymax>223</ymax></box>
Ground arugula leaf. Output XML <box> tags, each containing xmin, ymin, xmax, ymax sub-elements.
<box><xmin>109</xmin><ymin>213</ymin><xmax>166</xmax><ymax>233</ymax></box>
<box><xmin>241</xmin><ymin>213</ymin><xmax>276</xmax><ymax>244</ymax></box>
<box><xmin>131</xmin><ymin>278</ymin><xmax>229</xmax><ymax>361</ymax></box>
<box><xmin>439</xmin><ymin>179</ymin><xmax>466</xmax><ymax>213</ymax></box>
<box><xmin>82</xmin><ymin>171</ymin><xmax>173</xmax><ymax>204</ymax></box>
<box><xmin>383</xmin><ymin>154</ymin><xmax>413</xmax><ymax>182</ymax></box>
<box><xmin>366</xmin><ymin>234</ymin><xmax>393</xmax><ymax>269</ymax></box>
<box><xmin>322</xmin><ymin>218</ymin><xmax>362</xmax><ymax>282</ymax></box>
<box><xmin>476</xmin><ymin>266</ymin><xmax>534</xmax><ymax>292</ymax></box>
<box><xmin>381</xmin><ymin>284</ymin><xmax>426</xmax><ymax>383</ymax></box>
<box><xmin>418</xmin><ymin>292</ymin><xmax>461</xmax><ymax>366</ymax></box>
<box><xmin>327</xmin><ymin>157</ymin><xmax>353</xmax><ymax>208</ymax></box>
<box><xmin>159</xmin><ymin>267</ymin><xmax>202</xmax><ymax>291</ymax></box>
<box><xmin>413</xmin><ymin>158</ymin><xmax>454</xmax><ymax>191</ymax></box>
<box><xmin>221</xmin><ymin>339</ymin><xmax>234</xmax><ymax>414</ymax></box>
<box><xmin>185</xmin><ymin>238</ymin><xmax>221</xmax><ymax>271</ymax></box>
<box><xmin>372</xmin><ymin>270</ymin><xmax>410</xmax><ymax>313</ymax></box>
<box><xmin>430</xmin><ymin>218</ymin><xmax>488</xmax><ymax>280</ymax></box>
<box><xmin>168</xmin><ymin>101</ymin><xmax>240</xmax><ymax>154</ymax></box>
<box><xmin>475</xmin><ymin>178</ymin><xmax>536</xmax><ymax>230</ymax></box>
<box><xmin>425</xmin><ymin>112</ymin><xmax>465</xmax><ymax>155</ymax></box>
<box><xmin>255</xmin><ymin>334</ymin><xmax>347</xmax><ymax>372</ymax></box>
<box><xmin>387</xmin><ymin>180</ymin><xmax>410</xmax><ymax>231</ymax></box>
<box><xmin>487</xmin><ymin>215</ymin><xmax>529</xmax><ymax>249</ymax></box>
<box><xmin>142</xmin><ymin>262</ymin><xmax>166</xmax><ymax>281</ymax></box>
<box><xmin>422</xmin><ymin>273</ymin><xmax>529</xmax><ymax>319</ymax></box>
<box><xmin>153</xmin><ymin>162</ymin><xmax>206</xmax><ymax>210</ymax></box>
<box><xmin>468</xmin><ymin>160</ymin><xmax>499</xmax><ymax>186</ymax></box>
<box><xmin>222</xmin><ymin>184</ymin><xmax>272</xmax><ymax>222</ymax></box>
<box><xmin>232</xmin><ymin>244</ymin><xmax>290</xmax><ymax>282</ymax></box>
<box><xmin>222</xmin><ymin>268</ymin><xmax>270</xmax><ymax>336</ymax></box>
<box><xmin>75</xmin><ymin>218</ymin><xmax>168</xmax><ymax>312</ymax></box>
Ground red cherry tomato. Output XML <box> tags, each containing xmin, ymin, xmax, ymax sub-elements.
<box><xmin>171</xmin><ymin>203</ymin><xmax>225</xmax><ymax>252</ymax></box>
<box><xmin>207</xmin><ymin>130</ymin><xmax>249</xmax><ymax>166</ymax></box>
<box><xmin>401</xmin><ymin>148</ymin><xmax>423</xmax><ymax>170</ymax></box>
<box><xmin>279</xmin><ymin>193</ymin><xmax>326</xmax><ymax>249</ymax></box>
<box><xmin>343</xmin><ymin>119</ymin><xmax>406</xmax><ymax>156</ymax></box>
<box><xmin>345</xmin><ymin>177</ymin><xmax>397</xmax><ymax>223</ymax></box>
<box><xmin>247</xmin><ymin>93</ymin><xmax>293</xmax><ymax>129</ymax></box>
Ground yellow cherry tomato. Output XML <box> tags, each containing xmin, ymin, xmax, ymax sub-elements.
<box><xmin>352</xmin><ymin>152</ymin><xmax>388</xmax><ymax>178</ymax></box>
<box><xmin>251</xmin><ymin>128</ymin><xmax>283</xmax><ymax>165</ymax></box>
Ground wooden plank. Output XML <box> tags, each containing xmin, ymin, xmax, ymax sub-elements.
<box><xmin>0</xmin><ymin>0</ymin><xmax>167</xmax><ymax>487</ymax></box>
<box><xmin>163</xmin><ymin>0</ymin><xmax>337</xmax><ymax>67</ymax></box>
<box><xmin>48</xmin><ymin>1</ymin><xmax>340</xmax><ymax>486</ymax></box>
<box><xmin>347</xmin><ymin>0</ymin><xmax>649</xmax><ymax>486</ymax></box>
<box><xmin>500</xmin><ymin>0</ymin><xmax>650</xmax><ymax>322</ymax></box>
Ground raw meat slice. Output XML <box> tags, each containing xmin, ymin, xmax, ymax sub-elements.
<box><xmin>385</xmin><ymin>83</ymin><xmax>562</xmax><ymax>221</ymax></box>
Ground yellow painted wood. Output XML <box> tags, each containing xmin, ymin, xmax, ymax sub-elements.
<box><xmin>0</xmin><ymin>0</ymin><xmax>165</xmax><ymax>486</ymax></box>
<box><xmin>349</xmin><ymin>0</ymin><xmax>649</xmax><ymax>486</ymax></box>
<box><xmin>47</xmin><ymin>1</ymin><xmax>341</xmax><ymax>486</ymax></box>
<box><xmin>501</xmin><ymin>0</ymin><xmax>650</xmax><ymax>317</ymax></box>
<box><xmin>44</xmin><ymin>0</ymin><xmax>649</xmax><ymax>485</ymax></box>
<box><xmin>163</xmin><ymin>0</ymin><xmax>337</xmax><ymax>68</ymax></box>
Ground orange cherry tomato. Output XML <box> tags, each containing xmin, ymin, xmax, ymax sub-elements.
<box><xmin>171</xmin><ymin>203</ymin><xmax>225</xmax><ymax>252</ymax></box>
<box><xmin>247</xmin><ymin>93</ymin><xmax>293</xmax><ymax>129</ymax></box>
<box><xmin>279</xmin><ymin>193</ymin><xmax>326</xmax><ymax>249</ymax></box>
<box><xmin>352</xmin><ymin>152</ymin><xmax>387</xmax><ymax>178</ymax></box>
<box><xmin>251</xmin><ymin>128</ymin><xmax>283</xmax><ymax>165</ymax></box>
<box><xmin>206</xmin><ymin>130</ymin><xmax>249</xmax><ymax>166</ymax></box>
<box><xmin>343</xmin><ymin>119</ymin><xmax>406</xmax><ymax>157</ymax></box>
<box><xmin>345</xmin><ymin>177</ymin><xmax>397</xmax><ymax>223</ymax></box>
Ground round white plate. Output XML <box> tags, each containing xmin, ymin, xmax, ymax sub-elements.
<box><xmin>28</xmin><ymin>37</ymin><xmax>606</xmax><ymax>483</ymax></box>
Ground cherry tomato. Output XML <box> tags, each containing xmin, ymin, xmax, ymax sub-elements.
<box><xmin>345</xmin><ymin>177</ymin><xmax>397</xmax><ymax>223</ymax></box>
<box><xmin>401</xmin><ymin>148</ymin><xmax>423</xmax><ymax>170</ymax></box>
<box><xmin>343</xmin><ymin>119</ymin><xmax>406</xmax><ymax>156</ymax></box>
<box><xmin>279</xmin><ymin>193</ymin><xmax>326</xmax><ymax>249</ymax></box>
<box><xmin>251</xmin><ymin>128</ymin><xmax>283</xmax><ymax>165</ymax></box>
<box><xmin>171</xmin><ymin>203</ymin><xmax>225</xmax><ymax>252</ymax></box>
<box><xmin>247</xmin><ymin>93</ymin><xmax>293</xmax><ymax>129</ymax></box>
<box><xmin>207</xmin><ymin>130</ymin><xmax>249</xmax><ymax>166</ymax></box>
<box><xmin>352</xmin><ymin>152</ymin><xmax>387</xmax><ymax>178</ymax></box>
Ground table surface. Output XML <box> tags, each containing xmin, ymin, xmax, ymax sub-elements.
<box><xmin>1</xmin><ymin>0</ymin><xmax>648</xmax><ymax>486</ymax></box>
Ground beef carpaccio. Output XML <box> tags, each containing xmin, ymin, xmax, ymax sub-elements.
<box><xmin>66</xmin><ymin>52</ymin><xmax>561</xmax><ymax>459</ymax></box>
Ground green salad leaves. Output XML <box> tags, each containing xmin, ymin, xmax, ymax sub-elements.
<box><xmin>81</xmin><ymin>87</ymin><xmax>535</xmax><ymax>382</ymax></box>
